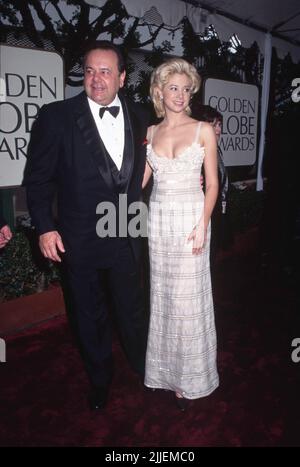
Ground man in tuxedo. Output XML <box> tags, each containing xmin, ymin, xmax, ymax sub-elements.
<box><xmin>24</xmin><ymin>41</ymin><xmax>149</xmax><ymax>410</ymax></box>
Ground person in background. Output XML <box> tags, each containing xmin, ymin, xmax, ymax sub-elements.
<box><xmin>142</xmin><ymin>58</ymin><xmax>219</xmax><ymax>410</ymax></box>
<box><xmin>0</xmin><ymin>215</ymin><xmax>13</xmax><ymax>249</ymax></box>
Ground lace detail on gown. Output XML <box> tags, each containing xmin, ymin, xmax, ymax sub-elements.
<box><xmin>144</xmin><ymin>123</ymin><xmax>219</xmax><ymax>399</ymax></box>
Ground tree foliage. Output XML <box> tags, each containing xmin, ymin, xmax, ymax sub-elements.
<box><xmin>0</xmin><ymin>0</ymin><xmax>170</xmax><ymax>86</ymax></box>
<box><xmin>181</xmin><ymin>17</ymin><xmax>261</xmax><ymax>85</ymax></box>
<box><xmin>1</xmin><ymin>0</ymin><xmax>297</xmax><ymax>116</ymax></box>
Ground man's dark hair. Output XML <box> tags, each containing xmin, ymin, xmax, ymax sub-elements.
<box><xmin>83</xmin><ymin>40</ymin><xmax>126</xmax><ymax>73</ymax></box>
<box><xmin>193</xmin><ymin>104</ymin><xmax>223</xmax><ymax>124</ymax></box>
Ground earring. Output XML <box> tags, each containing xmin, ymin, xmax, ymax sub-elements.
<box><xmin>159</xmin><ymin>95</ymin><xmax>163</xmax><ymax>101</ymax></box>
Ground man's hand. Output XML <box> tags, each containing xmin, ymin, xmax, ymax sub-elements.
<box><xmin>39</xmin><ymin>231</ymin><xmax>65</xmax><ymax>262</ymax></box>
<box><xmin>0</xmin><ymin>225</ymin><xmax>13</xmax><ymax>249</ymax></box>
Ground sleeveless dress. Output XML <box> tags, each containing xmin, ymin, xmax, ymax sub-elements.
<box><xmin>144</xmin><ymin>122</ymin><xmax>219</xmax><ymax>399</ymax></box>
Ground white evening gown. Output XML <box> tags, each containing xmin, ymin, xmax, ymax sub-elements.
<box><xmin>144</xmin><ymin>122</ymin><xmax>219</xmax><ymax>399</ymax></box>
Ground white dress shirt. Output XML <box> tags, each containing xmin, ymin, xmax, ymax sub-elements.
<box><xmin>87</xmin><ymin>95</ymin><xmax>125</xmax><ymax>170</ymax></box>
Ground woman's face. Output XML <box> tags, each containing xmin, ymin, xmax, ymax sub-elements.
<box><xmin>212</xmin><ymin>118</ymin><xmax>222</xmax><ymax>141</ymax></box>
<box><xmin>160</xmin><ymin>73</ymin><xmax>192</xmax><ymax>114</ymax></box>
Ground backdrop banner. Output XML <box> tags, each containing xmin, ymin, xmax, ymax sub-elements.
<box><xmin>0</xmin><ymin>45</ymin><xmax>64</xmax><ymax>187</ymax></box>
<box><xmin>203</xmin><ymin>78</ymin><xmax>259</xmax><ymax>167</ymax></box>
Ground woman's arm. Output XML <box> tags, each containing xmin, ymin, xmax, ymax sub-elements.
<box><xmin>202</xmin><ymin>122</ymin><xmax>219</xmax><ymax>230</ymax></box>
<box><xmin>188</xmin><ymin>122</ymin><xmax>218</xmax><ymax>254</ymax></box>
<box><xmin>142</xmin><ymin>161</ymin><xmax>153</xmax><ymax>189</ymax></box>
<box><xmin>142</xmin><ymin>126</ymin><xmax>154</xmax><ymax>189</ymax></box>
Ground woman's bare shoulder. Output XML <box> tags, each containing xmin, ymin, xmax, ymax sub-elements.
<box><xmin>146</xmin><ymin>124</ymin><xmax>156</xmax><ymax>140</ymax></box>
<box><xmin>199</xmin><ymin>121</ymin><xmax>215</xmax><ymax>137</ymax></box>
<box><xmin>198</xmin><ymin>120</ymin><xmax>212</xmax><ymax>130</ymax></box>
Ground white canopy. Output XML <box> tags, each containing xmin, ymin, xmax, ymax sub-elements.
<box><xmin>86</xmin><ymin>0</ymin><xmax>300</xmax><ymax>61</ymax></box>
<box><xmin>190</xmin><ymin>0</ymin><xmax>300</xmax><ymax>45</ymax></box>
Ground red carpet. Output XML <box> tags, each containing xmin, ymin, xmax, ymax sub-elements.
<box><xmin>0</xmin><ymin>229</ymin><xmax>299</xmax><ymax>447</ymax></box>
<box><xmin>0</xmin><ymin>285</ymin><xmax>65</xmax><ymax>335</ymax></box>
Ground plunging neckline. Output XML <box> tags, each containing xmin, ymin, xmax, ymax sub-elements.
<box><xmin>148</xmin><ymin>121</ymin><xmax>204</xmax><ymax>161</ymax></box>
<box><xmin>149</xmin><ymin>141</ymin><xmax>205</xmax><ymax>161</ymax></box>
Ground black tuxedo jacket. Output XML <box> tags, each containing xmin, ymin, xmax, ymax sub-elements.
<box><xmin>24</xmin><ymin>91</ymin><xmax>149</xmax><ymax>267</ymax></box>
<box><xmin>0</xmin><ymin>215</ymin><xmax>7</xmax><ymax>230</ymax></box>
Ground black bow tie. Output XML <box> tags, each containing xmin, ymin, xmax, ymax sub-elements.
<box><xmin>99</xmin><ymin>106</ymin><xmax>120</xmax><ymax>119</ymax></box>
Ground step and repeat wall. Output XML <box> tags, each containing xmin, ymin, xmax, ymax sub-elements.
<box><xmin>0</xmin><ymin>45</ymin><xmax>64</xmax><ymax>188</ymax></box>
<box><xmin>203</xmin><ymin>78</ymin><xmax>259</xmax><ymax>167</ymax></box>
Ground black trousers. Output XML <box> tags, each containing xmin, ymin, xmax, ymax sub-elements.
<box><xmin>64</xmin><ymin>240</ymin><xmax>147</xmax><ymax>388</ymax></box>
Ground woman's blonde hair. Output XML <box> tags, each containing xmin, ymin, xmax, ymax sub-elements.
<box><xmin>150</xmin><ymin>57</ymin><xmax>201</xmax><ymax>118</ymax></box>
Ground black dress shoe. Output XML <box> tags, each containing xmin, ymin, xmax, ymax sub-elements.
<box><xmin>143</xmin><ymin>384</ymin><xmax>156</xmax><ymax>392</ymax></box>
<box><xmin>88</xmin><ymin>386</ymin><xmax>109</xmax><ymax>410</ymax></box>
<box><xmin>175</xmin><ymin>393</ymin><xmax>188</xmax><ymax>412</ymax></box>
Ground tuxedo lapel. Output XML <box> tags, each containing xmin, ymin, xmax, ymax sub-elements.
<box><xmin>119</xmin><ymin>94</ymin><xmax>135</xmax><ymax>193</ymax></box>
<box><xmin>73</xmin><ymin>92</ymin><xmax>114</xmax><ymax>192</ymax></box>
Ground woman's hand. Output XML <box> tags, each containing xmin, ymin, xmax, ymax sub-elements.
<box><xmin>187</xmin><ymin>223</ymin><xmax>207</xmax><ymax>255</ymax></box>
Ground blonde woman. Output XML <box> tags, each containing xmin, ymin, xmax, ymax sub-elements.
<box><xmin>143</xmin><ymin>58</ymin><xmax>219</xmax><ymax>410</ymax></box>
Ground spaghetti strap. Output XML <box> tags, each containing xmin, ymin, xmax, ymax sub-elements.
<box><xmin>194</xmin><ymin>121</ymin><xmax>202</xmax><ymax>143</ymax></box>
<box><xmin>150</xmin><ymin>125</ymin><xmax>156</xmax><ymax>145</ymax></box>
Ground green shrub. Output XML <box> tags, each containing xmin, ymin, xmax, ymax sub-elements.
<box><xmin>0</xmin><ymin>229</ymin><xmax>60</xmax><ymax>302</ymax></box>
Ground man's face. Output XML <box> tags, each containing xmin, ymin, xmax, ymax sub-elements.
<box><xmin>84</xmin><ymin>49</ymin><xmax>126</xmax><ymax>106</ymax></box>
